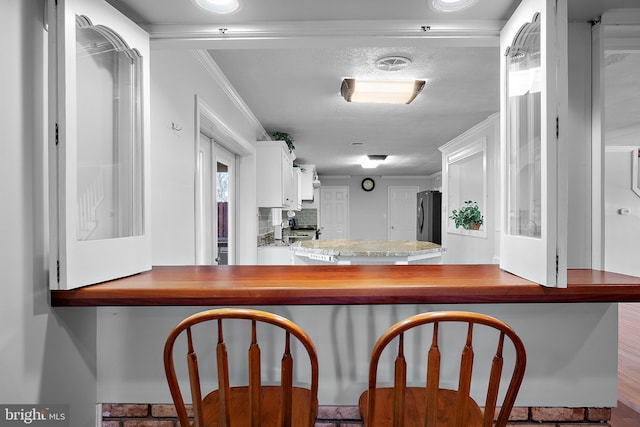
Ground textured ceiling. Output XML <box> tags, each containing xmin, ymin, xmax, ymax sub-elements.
<box><xmin>209</xmin><ymin>45</ymin><xmax>498</xmax><ymax>175</ymax></box>
<box><xmin>107</xmin><ymin>0</ymin><xmax>640</xmax><ymax>176</ymax></box>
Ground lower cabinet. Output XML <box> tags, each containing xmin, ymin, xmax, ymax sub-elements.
<box><xmin>257</xmin><ymin>246</ymin><xmax>294</xmax><ymax>265</ymax></box>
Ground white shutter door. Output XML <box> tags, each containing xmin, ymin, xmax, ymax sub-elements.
<box><xmin>50</xmin><ymin>0</ymin><xmax>151</xmax><ymax>289</ymax></box>
<box><xmin>499</xmin><ymin>0</ymin><xmax>568</xmax><ymax>287</ymax></box>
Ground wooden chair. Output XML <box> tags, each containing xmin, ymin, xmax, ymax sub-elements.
<box><xmin>164</xmin><ymin>308</ymin><xmax>319</xmax><ymax>427</ymax></box>
<box><xmin>359</xmin><ymin>311</ymin><xmax>526</xmax><ymax>427</ymax></box>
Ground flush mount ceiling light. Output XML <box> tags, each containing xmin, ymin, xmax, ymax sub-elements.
<box><xmin>341</xmin><ymin>79</ymin><xmax>425</xmax><ymax>104</ymax></box>
<box><xmin>193</xmin><ymin>0</ymin><xmax>240</xmax><ymax>14</ymax></box>
<box><xmin>431</xmin><ymin>0</ymin><xmax>478</xmax><ymax>12</ymax></box>
<box><xmin>361</xmin><ymin>155</ymin><xmax>388</xmax><ymax>169</ymax></box>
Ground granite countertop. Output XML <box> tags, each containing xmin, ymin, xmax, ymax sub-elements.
<box><xmin>290</xmin><ymin>239</ymin><xmax>443</xmax><ymax>257</ymax></box>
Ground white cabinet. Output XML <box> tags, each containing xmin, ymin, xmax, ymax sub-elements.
<box><xmin>256</xmin><ymin>142</ymin><xmax>296</xmax><ymax>208</ymax></box>
<box><xmin>297</xmin><ymin>164</ymin><xmax>317</xmax><ymax>200</ymax></box>
<box><xmin>293</xmin><ymin>168</ymin><xmax>303</xmax><ymax>211</ymax></box>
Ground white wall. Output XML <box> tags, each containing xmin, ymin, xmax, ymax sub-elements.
<box><xmin>567</xmin><ymin>23</ymin><xmax>594</xmax><ymax>268</ymax></box>
<box><xmin>95</xmin><ymin>302</ymin><xmax>618</xmax><ymax>407</ymax></box>
<box><xmin>150</xmin><ymin>49</ymin><xmax>260</xmax><ymax>265</ymax></box>
<box><xmin>319</xmin><ymin>176</ymin><xmax>429</xmax><ymax>239</ymax></box>
<box><xmin>0</xmin><ymin>2</ymin><xmax>98</xmax><ymax>426</ymax></box>
<box><xmin>605</xmin><ymin>148</ymin><xmax>640</xmax><ymax>276</ymax></box>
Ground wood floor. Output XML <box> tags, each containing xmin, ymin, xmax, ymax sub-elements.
<box><xmin>613</xmin><ymin>303</ymin><xmax>640</xmax><ymax>426</ymax></box>
<box><xmin>612</xmin><ymin>401</ymin><xmax>640</xmax><ymax>427</ymax></box>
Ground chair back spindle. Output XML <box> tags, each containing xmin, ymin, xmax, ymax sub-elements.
<box><xmin>393</xmin><ymin>333</ymin><xmax>407</xmax><ymax>427</ymax></box>
<box><xmin>425</xmin><ymin>322</ymin><xmax>441</xmax><ymax>427</ymax></box>
<box><xmin>186</xmin><ymin>328</ymin><xmax>204</xmax><ymax>427</ymax></box>
<box><xmin>281</xmin><ymin>332</ymin><xmax>293</xmax><ymax>427</ymax></box>
<box><xmin>454</xmin><ymin>324</ymin><xmax>474</xmax><ymax>427</ymax></box>
<box><xmin>249</xmin><ymin>320</ymin><xmax>262</xmax><ymax>427</ymax></box>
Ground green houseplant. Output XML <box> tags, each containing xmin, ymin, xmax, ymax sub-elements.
<box><xmin>272</xmin><ymin>131</ymin><xmax>295</xmax><ymax>153</ymax></box>
<box><xmin>449</xmin><ymin>200</ymin><xmax>483</xmax><ymax>230</ymax></box>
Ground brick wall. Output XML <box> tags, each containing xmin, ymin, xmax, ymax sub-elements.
<box><xmin>101</xmin><ymin>404</ymin><xmax>611</xmax><ymax>427</ymax></box>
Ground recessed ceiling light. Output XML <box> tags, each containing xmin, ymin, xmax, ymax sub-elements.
<box><xmin>193</xmin><ymin>0</ymin><xmax>240</xmax><ymax>14</ymax></box>
<box><xmin>431</xmin><ymin>0</ymin><xmax>478</xmax><ymax>12</ymax></box>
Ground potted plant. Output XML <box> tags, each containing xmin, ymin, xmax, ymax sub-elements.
<box><xmin>449</xmin><ymin>200</ymin><xmax>483</xmax><ymax>230</ymax></box>
<box><xmin>272</xmin><ymin>131</ymin><xmax>295</xmax><ymax>153</ymax></box>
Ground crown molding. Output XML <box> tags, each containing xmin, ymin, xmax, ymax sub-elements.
<box><xmin>192</xmin><ymin>50</ymin><xmax>270</xmax><ymax>141</ymax></box>
<box><xmin>148</xmin><ymin>19</ymin><xmax>502</xmax><ymax>49</ymax></box>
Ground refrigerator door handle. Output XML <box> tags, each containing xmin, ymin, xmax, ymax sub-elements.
<box><xmin>418</xmin><ymin>199</ymin><xmax>424</xmax><ymax>233</ymax></box>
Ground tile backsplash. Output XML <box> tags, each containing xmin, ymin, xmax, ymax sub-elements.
<box><xmin>283</xmin><ymin>208</ymin><xmax>318</xmax><ymax>227</ymax></box>
<box><xmin>257</xmin><ymin>208</ymin><xmax>318</xmax><ymax>245</ymax></box>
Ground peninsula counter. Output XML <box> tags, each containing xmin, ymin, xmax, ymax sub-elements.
<box><xmin>51</xmin><ymin>264</ymin><xmax>640</xmax><ymax>306</ymax></box>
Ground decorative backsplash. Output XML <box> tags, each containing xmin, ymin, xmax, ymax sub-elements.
<box><xmin>282</xmin><ymin>208</ymin><xmax>318</xmax><ymax>227</ymax></box>
<box><xmin>257</xmin><ymin>208</ymin><xmax>318</xmax><ymax>246</ymax></box>
<box><xmin>257</xmin><ymin>208</ymin><xmax>276</xmax><ymax>245</ymax></box>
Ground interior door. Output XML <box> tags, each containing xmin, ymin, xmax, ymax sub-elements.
<box><xmin>319</xmin><ymin>187</ymin><xmax>349</xmax><ymax>239</ymax></box>
<box><xmin>49</xmin><ymin>0</ymin><xmax>151</xmax><ymax>289</ymax></box>
<box><xmin>499</xmin><ymin>0</ymin><xmax>568</xmax><ymax>287</ymax></box>
<box><xmin>388</xmin><ymin>186</ymin><xmax>418</xmax><ymax>240</ymax></box>
<box><xmin>196</xmin><ymin>133</ymin><xmax>214</xmax><ymax>264</ymax></box>
<box><xmin>215</xmin><ymin>144</ymin><xmax>235</xmax><ymax>265</ymax></box>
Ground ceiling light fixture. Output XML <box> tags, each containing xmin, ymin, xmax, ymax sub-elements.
<box><xmin>431</xmin><ymin>0</ymin><xmax>478</xmax><ymax>12</ymax></box>
<box><xmin>341</xmin><ymin>79</ymin><xmax>425</xmax><ymax>104</ymax></box>
<box><xmin>193</xmin><ymin>0</ymin><xmax>240</xmax><ymax>14</ymax></box>
<box><xmin>361</xmin><ymin>155</ymin><xmax>388</xmax><ymax>169</ymax></box>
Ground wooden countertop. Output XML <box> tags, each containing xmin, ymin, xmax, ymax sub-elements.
<box><xmin>50</xmin><ymin>264</ymin><xmax>640</xmax><ymax>306</ymax></box>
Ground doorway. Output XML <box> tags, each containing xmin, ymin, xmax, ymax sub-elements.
<box><xmin>196</xmin><ymin>133</ymin><xmax>236</xmax><ymax>265</ymax></box>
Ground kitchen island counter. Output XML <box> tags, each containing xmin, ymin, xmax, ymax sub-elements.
<box><xmin>291</xmin><ymin>239</ymin><xmax>443</xmax><ymax>264</ymax></box>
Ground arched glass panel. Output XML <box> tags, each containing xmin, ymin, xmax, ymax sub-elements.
<box><xmin>505</xmin><ymin>13</ymin><xmax>542</xmax><ymax>238</ymax></box>
<box><xmin>75</xmin><ymin>15</ymin><xmax>143</xmax><ymax>241</ymax></box>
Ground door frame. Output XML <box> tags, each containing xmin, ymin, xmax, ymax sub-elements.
<box><xmin>194</xmin><ymin>96</ymin><xmax>247</xmax><ymax>265</ymax></box>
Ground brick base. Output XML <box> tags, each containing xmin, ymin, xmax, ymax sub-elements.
<box><xmin>101</xmin><ymin>404</ymin><xmax>611</xmax><ymax>427</ymax></box>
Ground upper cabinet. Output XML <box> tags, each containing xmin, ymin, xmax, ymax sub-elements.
<box><xmin>256</xmin><ymin>142</ymin><xmax>297</xmax><ymax>209</ymax></box>
<box><xmin>297</xmin><ymin>164</ymin><xmax>318</xmax><ymax>201</ymax></box>
<box><xmin>49</xmin><ymin>0</ymin><xmax>151</xmax><ymax>289</ymax></box>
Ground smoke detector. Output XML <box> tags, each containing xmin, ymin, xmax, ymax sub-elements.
<box><xmin>375</xmin><ymin>56</ymin><xmax>412</xmax><ymax>72</ymax></box>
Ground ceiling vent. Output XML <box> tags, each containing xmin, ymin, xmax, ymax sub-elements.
<box><xmin>375</xmin><ymin>56</ymin><xmax>412</xmax><ymax>72</ymax></box>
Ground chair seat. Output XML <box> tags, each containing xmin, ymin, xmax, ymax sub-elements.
<box><xmin>359</xmin><ymin>387</ymin><xmax>483</xmax><ymax>427</ymax></box>
<box><xmin>200</xmin><ymin>385</ymin><xmax>316</xmax><ymax>427</ymax></box>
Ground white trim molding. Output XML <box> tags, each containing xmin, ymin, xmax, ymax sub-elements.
<box><xmin>192</xmin><ymin>50</ymin><xmax>270</xmax><ymax>142</ymax></box>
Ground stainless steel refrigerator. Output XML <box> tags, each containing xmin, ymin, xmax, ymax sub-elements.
<box><xmin>416</xmin><ymin>191</ymin><xmax>442</xmax><ymax>244</ymax></box>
